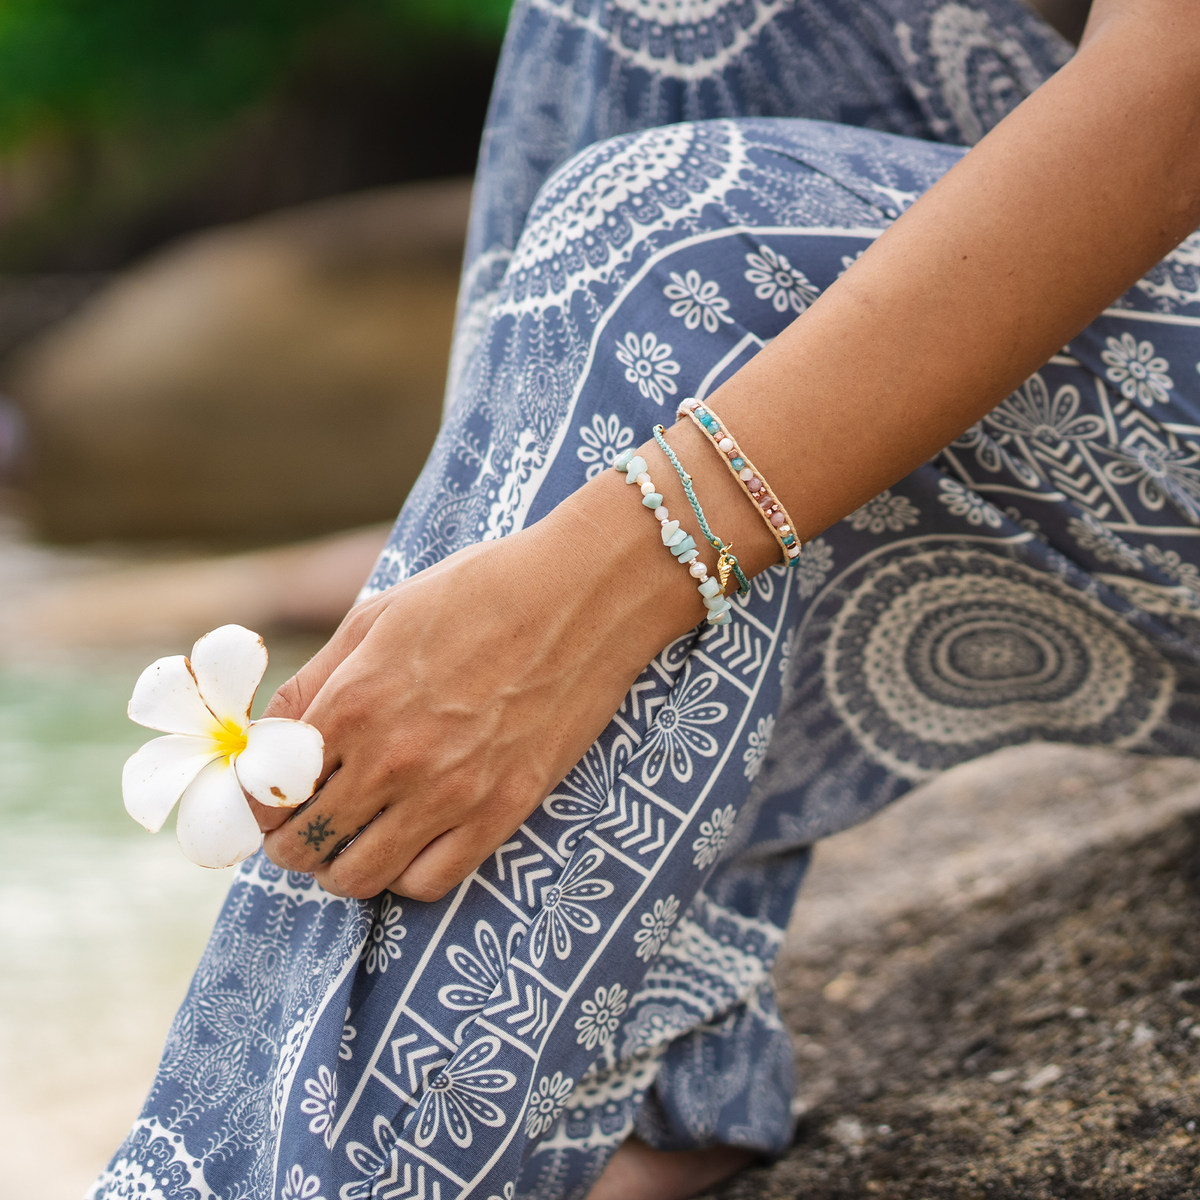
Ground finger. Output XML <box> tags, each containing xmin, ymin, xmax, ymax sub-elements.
<box><xmin>313</xmin><ymin>800</ymin><xmax>459</xmax><ymax>900</ymax></box>
<box><xmin>262</xmin><ymin>793</ymin><xmax>348</xmax><ymax>867</ymax></box>
<box><xmin>247</xmin><ymin>595</ymin><xmax>389</xmax><ymax>831</ymax></box>
<box><xmin>383</xmin><ymin>824</ymin><xmax>502</xmax><ymax>903</ymax></box>
<box><xmin>261</xmin><ymin>767</ymin><xmax>427</xmax><ymax>882</ymax></box>
<box><xmin>259</xmin><ymin>593</ymin><xmax>388</xmax><ymax>721</ymax></box>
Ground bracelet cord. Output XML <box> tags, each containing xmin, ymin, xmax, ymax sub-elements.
<box><xmin>677</xmin><ymin>399</ymin><xmax>801</xmax><ymax>568</ymax></box>
<box><xmin>652</xmin><ymin>425</ymin><xmax>751</xmax><ymax>597</ymax></box>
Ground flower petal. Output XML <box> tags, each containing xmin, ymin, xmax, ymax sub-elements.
<box><xmin>128</xmin><ymin>655</ymin><xmax>221</xmax><ymax>736</ymax></box>
<box><xmin>235</xmin><ymin>717</ymin><xmax>325</xmax><ymax>807</ymax></box>
<box><xmin>123</xmin><ymin>734</ymin><xmax>221</xmax><ymax>832</ymax></box>
<box><xmin>176</xmin><ymin>758</ymin><xmax>263</xmax><ymax>868</ymax></box>
<box><xmin>190</xmin><ymin>624</ymin><xmax>268</xmax><ymax>727</ymax></box>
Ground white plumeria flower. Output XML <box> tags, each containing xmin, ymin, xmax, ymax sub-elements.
<box><xmin>122</xmin><ymin>624</ymin><xmax>324</xmax><ymax>869</ymax></box>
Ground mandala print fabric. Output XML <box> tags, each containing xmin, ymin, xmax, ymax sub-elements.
<box><xmin>92</xmin><ymin>3</ymin><xmax>1200</xmax><ymax>1200</ymax></box>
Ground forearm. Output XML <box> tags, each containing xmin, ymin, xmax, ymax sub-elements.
<box><xmin>681</xmin><ymin>0</ymin><xmax>1200</xmax><ymax>557</ymax></box>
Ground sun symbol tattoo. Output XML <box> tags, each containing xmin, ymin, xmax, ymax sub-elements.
<box><xmin>300</xmin><ymin>813</ymin><xmax>335</xmax><ymax>850</ymax></box>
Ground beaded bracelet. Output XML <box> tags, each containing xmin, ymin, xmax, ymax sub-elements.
<box><xmin>678</xmin><ymin>398</ymin><xmax>801</xmax><ymax>567</ymax></box>
<box><xmin>613</xmin><ymin>447</ymin><xmax>733</xmax><ymax>625</ymax></box>
<box><xmin>651</xmin><ymin>425</ymin><xmax>751</xmax><ymax>597</ymax></box>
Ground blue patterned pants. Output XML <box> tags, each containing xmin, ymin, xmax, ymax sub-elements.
<box><xmin>93</xmin><ymin>3</ymin><xmax>1200</xmax><ymax>1199</ymax></box>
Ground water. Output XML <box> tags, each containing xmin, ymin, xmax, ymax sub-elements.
<box><xmin>0</xmin><ymin>643</ymin><xmax>317</xmax><ymax>1199</ymax></box>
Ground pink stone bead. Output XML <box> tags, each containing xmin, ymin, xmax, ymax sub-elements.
<box><xmin>748</xmin><ymin>477</ymin><xmax>762</xmax><ymax>492</ymax></box>
<box><xmin>770</xmin><ymin>511</ymin><xmax>787</xmax><ymax>527</ymax></box>
<box><xmin>636</xmin><ymin>472</ymin><xmax>651</xmax><ymax>486</ymax></box>
<box><xmin>683</xmin><ymin>398</ymin><xmax>700</xmax><ymax>411</ymax></box>
<box><xmin>788</xmin><ymin>547</ymin><xmax>800</xmax><ymax>558</ymax></box>
<box><xmin>739</xmin><ymin>468</ymin><xmax>754</xmax><ymax>481</ymax></box>
<box><xmin>718</xmin><ymin>437</ymin><xmax>734</xmax><ymax>452</ymax></box>
<box><xmin>759</xmin><ymin>494</ymin><xmax>774</xmax><ymax>509</ymax></box>
<box><xmin>656</xmin><ymin>507</ymin><xmax>670</xmax><ymax>523</ymax></box>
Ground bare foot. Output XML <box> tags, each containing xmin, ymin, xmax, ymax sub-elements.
<box><xmin>586</xmin><ymin>1135</ymin><xmax>758</xmax><ymax>1200</ymax></box>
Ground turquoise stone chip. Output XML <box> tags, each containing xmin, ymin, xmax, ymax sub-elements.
<box><xmin>730</xmin><ymin>457</ymin><xmax>745</xmax><ymax>470</ymax></box>
<box><xmin>664</xmin><ymin>528</ymin><xmax>686</xmax><ymax>547</ymax></box>
<box><xmin>670</xmin><ymin>535</ymin><xmax>697</xmax><ymax>557</ymax></box>
<box><xmin>708</xmin><ymin>609</ymin><xmax>732</xmax><ymax>625</ymax></box>
<box><xmin>624</xmin><ymin>456</ymin><xmax>647</xmax><ymax>481</ymax></box>
<box><xmin>704</xmin><ymin>595</ymin><xmax>731</xmax><ymax>613</ymax></box>
<box><xmin>698</xmin><ymin>577</ymin><xmax>720</xmax><ymax>598</ymax></box>
<box><xmin>660</xmin><ymin>520</ymin><xmax>681</xmax><ymax>543</ymax></box>
<box><xmin>641</xmin><ymin>492</ymin><xmax>663</xmax><ymax>509</ymax></box>
<box><xmin>677</xmin><ymin>548</ymin><xmax>699</xmax><ymax>564</ymax></box>
<box><xmin>614</xmin><ymin>448</ymin><xmax>636</xmax><ymax>471</ymax></box>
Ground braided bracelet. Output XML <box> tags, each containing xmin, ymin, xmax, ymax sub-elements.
<box><xmin>613</xmin><ymin>447</ymin><xmax>733</xmax><ymax>625</ymax></box>
<box><xmin>651</xmin><ymin>425</ymin><xmax>750</xmax><ymax>597</ymax></box>
<box><xmin>678</xmin><ymin>398</ymin><xmax>801</xmax><ymax>567</ymax></box>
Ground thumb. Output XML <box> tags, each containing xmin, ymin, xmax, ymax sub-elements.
<box><xmin>248</xmin><ymin>594</ymin><xmax>387</xmax><ymax>831</ymax></box>
<box><xmin>260</xmin><ymin>593</ymin><xmax>387</xmax><ymax>720</ymax></box>
<box><xmin>259</xmin><ymin>547</ymin><xmax>472</xmax><ymax>720</ymax></box>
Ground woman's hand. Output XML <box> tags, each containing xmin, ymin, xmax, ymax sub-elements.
<box><xmin>248</xmin><ymin>441</ymin><xmax>777</xmax><ymax>901</ymax></box>
<box><xmin>249</xmin><ymin>0</ymin><xmax>1200</xmax><ymax>907</ymax></box>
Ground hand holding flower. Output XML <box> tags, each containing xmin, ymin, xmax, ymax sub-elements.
<box><xmin>247</xmin><ymin>448</ymin><xmax>780</xmax><ymax>901</ymax></box>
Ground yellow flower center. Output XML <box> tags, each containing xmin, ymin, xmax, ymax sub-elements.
<box><xmin>212</xmin><ymin>719</ymin><xmax>248</xmax><ymax>761</ymax></box>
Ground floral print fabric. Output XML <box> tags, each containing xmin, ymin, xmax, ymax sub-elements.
<box><xmin>92</xmin><ymin>3</ymin><xmax>1200</xmax><ymax>1199</ymax></box>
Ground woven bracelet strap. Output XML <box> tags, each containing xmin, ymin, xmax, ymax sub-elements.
<box><xmin>651</xmin><ymin>425</ymin><xmax>751</xmax><ymax>597</ymax></box>
<box><xmin>678</xmin><ymin>398</ymin><xmax>801</xmax><ymax>567</ymax></box>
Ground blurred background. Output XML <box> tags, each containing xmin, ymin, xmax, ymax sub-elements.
<box><xmin>0</xmin><ymin>3</ymin><xmax>509</xmax><ymax>1195</ymax></box>
<box><xmin>0</xmin><ymin>2</ymin><xmax>1109</xmax><ymax>1198</ymax></box>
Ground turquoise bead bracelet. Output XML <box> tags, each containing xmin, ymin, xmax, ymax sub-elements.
<box><xmin>613</xmin><ymin>447</ymin><xmax>734</xmax><ymax>626</ymax></box>
<box><xmin>678</xmin><ymin>398</ymin><xmax>801</xmax><ymax>567</ymax></box>
<box><xmin>651</xmin><ymin>425</ymin><xmax>751</xmax><ymax>598</ymax></box>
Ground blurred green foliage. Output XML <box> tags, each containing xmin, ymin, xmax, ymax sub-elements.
<box><xmin>0</xmin><ymin>0</ymin><xmax>514</xmax><ymax>147</ymax></box>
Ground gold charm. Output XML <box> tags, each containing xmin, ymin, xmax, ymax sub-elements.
<box><xmin>717</xmin><ymin>545</ymin><xmax>735</xmax><ymax>592</ymax></box>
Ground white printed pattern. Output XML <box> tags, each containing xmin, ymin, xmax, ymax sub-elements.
<box><xmin>95</xmin><ymin>3</ymin><xmax>1200</xmax><ymax>1198</ymax></box>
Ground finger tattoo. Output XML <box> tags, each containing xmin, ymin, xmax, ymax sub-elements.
<box><xmin>322</xmin><ymin>823</ymin><xmax>369</xmax><ymax>864</ymax></box>
<box><xmin>299</xmin><ymin>813</ymin><xmax>335</xmax><ymax>850</ymax></box>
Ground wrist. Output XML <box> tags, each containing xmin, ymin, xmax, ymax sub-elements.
<box><xmin>519</xmin><ymin>416</ymin><xmax>780</xmax><ymax>676</ymax></box>
<box><xmin>522</xmin><ymin>467</ymin><xmax>704</xmax><ymax>667</ymax></box>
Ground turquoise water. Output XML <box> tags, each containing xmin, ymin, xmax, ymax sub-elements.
<box><xmin>0</xmin><ymin>660</ymin><xmax>150</xmax><ymax>834</ymax></box>
<box><xmin>0</xmin><ymin>641</ymin><xmax>319</xmax><ymax>1200</ymax></box>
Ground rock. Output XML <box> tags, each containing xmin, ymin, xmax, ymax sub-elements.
<box><xmin>0</xmin><ymin>522</ymin><xmax>389</xmax><ymax>653</ymax></box>
<box><xmin>8</xmin><ymin>178</ymin><xmax>470</xmax><ymax>543</ymax></box>
<box><xmin>706</xmin><ymin>745</ymin><xmax>1200</xmax><ymax>1199</ymax></box>
<box><xmin>1028</xmin><ymin>0</ymin><xmax>1093</xmax><ymax>43</ymax></box>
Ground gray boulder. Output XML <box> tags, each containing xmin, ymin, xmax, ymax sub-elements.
<box><xmin>10</xmin><ymin>178</ymin><xmax>470</xmax><ymax>543</ymax></box>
